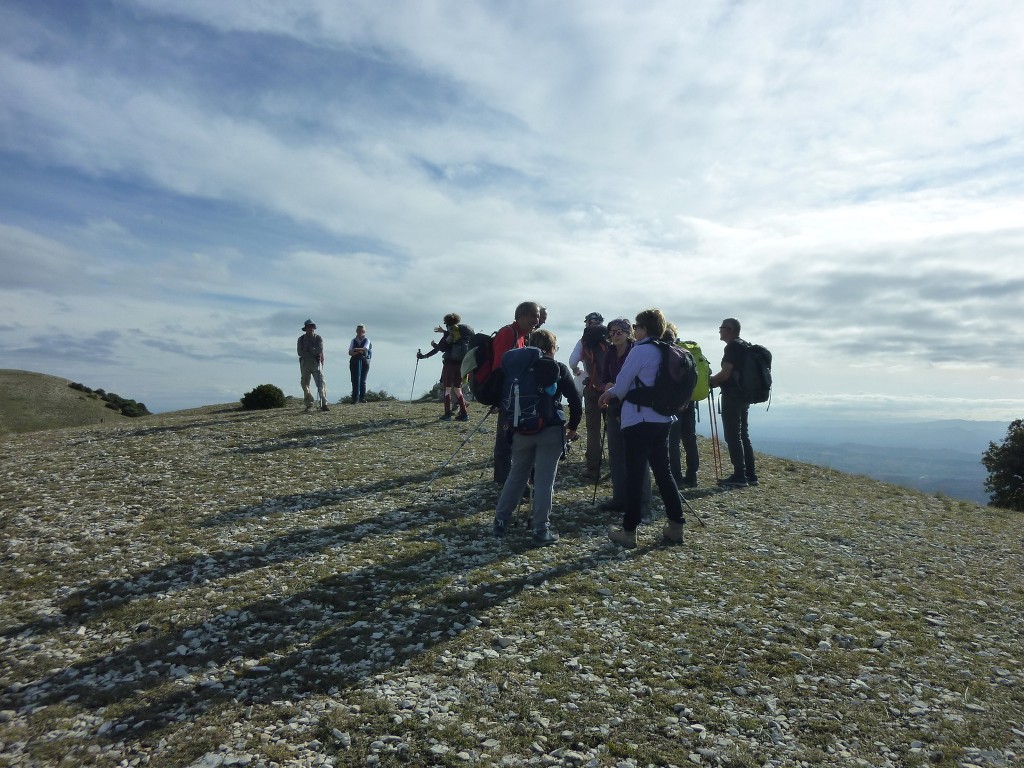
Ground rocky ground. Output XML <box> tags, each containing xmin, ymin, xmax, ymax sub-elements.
<box><xmin>1</xmin><ymin>400</ymin><xmax>1022</xmax><ymax>767</ymax></box>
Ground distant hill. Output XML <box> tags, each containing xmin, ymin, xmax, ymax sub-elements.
<box><xmin>698</xmin><ymin>416</ymin><xmax>1005</xmax><ymax>506</ymax></box>
<box><xmin>758</xmin><ymin>438</ymin><xmax>991</xmax><ymax>505</ymax></box>
<box><xmin>0</xmin><ymin>369</ymin><xmax>141</xmax><ymax>435</ymax></box>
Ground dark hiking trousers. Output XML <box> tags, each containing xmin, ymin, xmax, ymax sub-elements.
<box><xmin>720</xmin><ymin>391</ymin><xmax>755</xmax><ymax>479</ymax></box>
<box><xmin>622</xmin><ymin>421</ymin><xmax>684</xmax><ymax>531</ymax></box>
<box><xmin>669</xmin><ymin>401</ymin><xmax>699</xmax><ymax>483</ymax></box>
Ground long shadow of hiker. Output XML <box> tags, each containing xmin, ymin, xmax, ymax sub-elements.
<box><xmin>0</xmin><ymin>493</ymin><xmax>635</xmax><ymax>747</ymax></box>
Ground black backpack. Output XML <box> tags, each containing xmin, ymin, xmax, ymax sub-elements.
<box><xmin>500</xmin><ymin>347</ymin><xmax>563</xmax><ymax>434</ymax></box>
<box><xmin>461</xmin><ymin>331</ymin><xmax>502</xmax><ymax>406</ymax></box>
<box><xmin>624</xmin><ymin>340</ymin><xmax>698</xmax><ymax>416</ymax></box>
<box><xmin>447</xmin><ymin>323</ymin><xmax>474</xmax><ymax>363</ymax></box>
<box><xmin>735</xmin><ymin>341</ymin><xmax>773</xmax><ymax>405</ymax></box>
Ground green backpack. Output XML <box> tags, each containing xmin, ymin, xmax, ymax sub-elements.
<box><xmin>677</xmin><ymin>340</ymin><xmax>711</xmax><ymax>402</ymax></box>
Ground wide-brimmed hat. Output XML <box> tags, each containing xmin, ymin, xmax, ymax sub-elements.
<box><xmin>302</xmin><ymin>319</ymin><xmax>317</xmax><ymax>329</ymax></box>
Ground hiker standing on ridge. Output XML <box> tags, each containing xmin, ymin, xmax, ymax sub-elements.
<box><xmin>418</xmin><ymin>313</ymin><xmax>471</xmax><ymax>421</ymax></box>
<box><xmin>492</xmin><ymin>329</ymin><xmax>581</xmax><ymax>545</ymax></box>
<box><xmin>597</xmin><ymin>308</ymin><xmax>686</xmax><ymax>548</ymax></box>
<box><xmin>709</xmin><ymin>317</ymin><xmax>757</xmax><ymax>487</ymax></box>
<box><xmin>477</xmin><ymin>301</ymin><xmax>541</xmax><ymax>485</ymax></box>
<box><xmin>297</xmin><ymin>319</ymin><xmax>329</xmax><ymax>413</ymax></box>
<box><xmin>348</xmin><ymin>324</ymin><xmax>372</xmax><ymax>403</ymax></box>
<box><xmin>569</xmin><ymin>311</ymin><xmax>609</xmax><ymax>482</ymax></box>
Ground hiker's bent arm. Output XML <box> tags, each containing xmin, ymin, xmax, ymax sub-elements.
<box><xmin>709</xmin><ymin>362</ymin><xmax>733</xmax><ymax>388</ymax></box>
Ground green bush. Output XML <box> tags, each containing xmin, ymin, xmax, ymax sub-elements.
<box><xmin>122</xmin><ymin>402</ymin><xmax>149</xmax><ymax>418</ymax></box>
<box><xmin>982</xmin><ymin>419</ymin><xmax>1024</xmax><ymax>511</ymax></box>
<box><xmin>241</xmin><ymin>384</ymin><xmax>286</xmax><ymax>410</ymax></box>
<box><xmin>67</xmin><ymin>382</ymin><xmax>150</xmax><ymax>417</ymax></box>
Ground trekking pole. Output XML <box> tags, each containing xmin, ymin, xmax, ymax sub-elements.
<box><xmin>479</xmin><ymin>407</ymin><xmax>498</xmax><ymax>479</ymax></box>
<box><xmin>592</xmin><ymin>414</ymin><xmax>608</xmax><ymax>505</ymax></box>
<box><xmin>708</xmin><ymin>393</ymin><xmax>724</xmax><ymax>481</ymax></box>
<box><xmin>410</xmin><ymin>355</ymin><xmax>420</xmax><ymax>403</ymax></box>
<box><xmin>426</xmin><ymin>408</ymin><xmax>492</xmax><ymax>487</ymax></box>
<box><xmin>679</xmin><ymin>490</ymin><xmax>707</xmax><ymax>527</ymax></box>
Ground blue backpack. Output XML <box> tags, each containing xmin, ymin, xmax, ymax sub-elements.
<box><xmin>500</xmin><ymin>347</ymin><xmax>563</xmax><ymax>434</ymax></box>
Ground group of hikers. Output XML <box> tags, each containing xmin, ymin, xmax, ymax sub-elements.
<box><xmin>415</xmin><ymin>302</ymin><xmax>761</xmax><ymax>549</ymax></box>
<box><xmin>296</xmin><ymin>319</ymin><xmax>372</xmax><ymax>412</ymax></box>
<box><xmin>296</xmin><ymin>304</ymin><xmax>762</xmax><ymax>549</ymax></box>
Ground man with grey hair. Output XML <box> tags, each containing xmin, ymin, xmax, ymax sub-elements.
<box><xmin>482</xmin><ymin>301</ymin><xmax>541</xmax><ymax>485</ymax></box>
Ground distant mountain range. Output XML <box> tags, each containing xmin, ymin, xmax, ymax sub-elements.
<box><xmin>698</xmin><ymin>416</ymin><xmax>1006</xmax><ymax>506</ymax></box>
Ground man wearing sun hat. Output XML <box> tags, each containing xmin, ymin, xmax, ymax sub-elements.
<box><xmin>297</xmin><ymin>319</ymin><xmax>329</xmax><ymax>413</ymax></box>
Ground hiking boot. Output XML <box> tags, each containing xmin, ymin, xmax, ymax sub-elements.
<box><xmin>607</xmin><ymin>527</ymin><xmax>637</xmax><ymax>549</ymax></box>
<box><xmin>681</xmin><ymin>475</ymin><xmax>698</xmax><ymax>488</ymax></box>
<box><xmin>303</xmin><ymin>405</ymin><xmax>314</xmax><ymax>414</ymax></box>
<box><xmin>438</xmin><ymin>413</ymin><xmax>453</xmax><ymax>421</ymax></box>
<box><xmin>455</xmin><ymin>412</ymin><xmax>469</xmax><ymax>422</ymax></box>
<box><xmin>746</xmin><ymin>475</ymin><xmax>759</xmax><ymax>486</ymax></box>
<box><xmin>531</xmin><ymin>528</ymin><xmax>559</xmax><ymax>546</ymax></box>
<box><xmin>717</xmin><ymin>474</ymin><xmax>748</xmax><ymax>489</ymax></box>
<box><xmin>597</xmin><ymin>499</ymin><xmax>624</xmax><ymax>512</ymax></box>
<box><xmin>320</xmin><ymin>404</ymin><xmax>330</xmax><ymax>412</ymax></box>
<box><xmin>493</xmin><ymin>519</ymin><xmax>506</xmax><ymax>539</ymax></box>
<box><xmin>662</xmin><ymin>519</ymin><xmax>684</xmax><ymax>544</ymax></box>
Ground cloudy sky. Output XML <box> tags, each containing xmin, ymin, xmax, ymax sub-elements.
<box><xmin>2</xmin><ymin>0</ymin><xmax>1022</xmax><ymax>422</ymax></box>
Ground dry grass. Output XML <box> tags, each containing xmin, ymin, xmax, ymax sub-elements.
<box><xmin>0</xmin><ymin>370</ymin><xmax>134</xmax><ymax>435</ymax></box>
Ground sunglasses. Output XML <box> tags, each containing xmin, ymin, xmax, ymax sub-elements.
<box><xmin>608</xmin><ymin>329</ymin><xmax>627</xmax><ymax>336</ymax></box>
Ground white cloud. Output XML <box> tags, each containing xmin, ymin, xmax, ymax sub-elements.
<box><xmin>1</xmin><ymin>0</ymin><xmax>1023</xmax><ymax>420</ymax></box>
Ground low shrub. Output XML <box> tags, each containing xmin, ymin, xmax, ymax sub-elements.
<box><xmin>241</xmin><ymin>384</ymin><xmax>286</xmax><ymax>410</ymax></box>
<box><xmin>345</xmin><ymin>389</ymin><xmax>396</xmax><ymax>404</ymax></box>
<box><xmin>67</xmin><ymin>382</ymin><xmax>151</xmax><ymax>417</ymax></box>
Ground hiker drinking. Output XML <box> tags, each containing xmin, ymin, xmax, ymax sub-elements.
<box><xmin>348</xmin><ymin>324</ymin><xmax>372</xmax><ymax>403</ymax></box>
<box><xmin>492</xmin><ymin>329</ymin><xmax>581</xmax><ymax>546</ymax></box>
<box><xmin>597</xmin><ymin>308</ymin><xmax>686</xmax><ymax>548</ymax></box>
<box><xmin>709</xmin><ymin>317</ymin><xmax>757</xmax><ymax>487</ymax></box>
<box><xmin>568</xmin><ymin>311</ymin><xmax>609</xmax><ymax>482</ymax></box>
<box><xmin>297</xmin><ymin>319</ymin><xmax>329</xmax><ymax>413</ymax></box>
<box><xmin>417</xmin><ymin>313</ymin><xmax>471</xmax><ymax>421</ymax></box>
